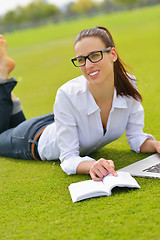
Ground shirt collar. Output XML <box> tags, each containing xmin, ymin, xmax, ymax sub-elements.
<box><xmin>112</xmin><ymin>88</ymin><xmax>128</xmax><ymax>110</ymax></box>
<box><xmin>72</xmin><ymin>77</ymin><xmax>99</xmax><ymax>114</ymax></box>
<box><xmin>87</xmin><ymin>87</ymin><xmax>128</xmax><ymax>115</ymax></box>
<box><xmin>87</xmin><ymin>89</ymin><xmax>99</xmax><ymax>115</ymax></box>
<box><xmin>64</xmin><ymin>75</ymin><xmax>128</xmax><ymax>114</ymax></box>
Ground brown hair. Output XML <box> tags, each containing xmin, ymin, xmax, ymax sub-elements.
<box><xmin>74</xmin><ymin>26</ymin><xmax>142</xmax><ymax>102</ymax></box>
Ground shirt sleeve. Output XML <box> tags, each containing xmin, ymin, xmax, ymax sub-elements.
<box><xmin>53</xmin><ymin>89</ymin><xmax>95</xmax><ymax>175</ymax></box>
<box><xmin>126</xmin><ymin>99</ymin><xmax>155</xmax><ymax>152</ymax></box>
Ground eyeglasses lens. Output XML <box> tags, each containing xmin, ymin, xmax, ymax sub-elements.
<box><xmin>76</xmin><ymin>57</ymin><xmax>85</xmax><ymax>67</ymax></box>
<box><xmin>89</xmin><ymin>52</ymin><xmax>102</xmax><ymax>62</ymax></box>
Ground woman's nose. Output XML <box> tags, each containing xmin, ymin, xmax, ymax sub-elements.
<box><xmin>85</xmin><ymin>58</ymin><xmax>94</xmax><ymax>69</ymax></box>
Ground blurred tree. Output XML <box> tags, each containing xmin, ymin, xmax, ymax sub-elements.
<box><xmin>70</xmin><ymin>0</ymin><xmax>97</xmax><ymax>14</ymax></box>
<box><xmin>100</xmin><ymin>0</ymin><xmax>118</xmax><ymax>13</ymax></box>
<box><xmin>114</xmin><ymin>0</ymin><xmax>142</xmax><ymax>4</ymax></box>
<box><xmin>101</xmin><ymin>0</ymin><xmax>158</xmax><ymax>13</ymax></box>
<box><xmin>2</xmin><ymin>0</ymin><xmax>59</xmax><ymax>24</ymax></box>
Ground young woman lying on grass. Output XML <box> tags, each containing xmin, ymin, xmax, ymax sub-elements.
<box><xmin>0</xmin><ymin>27</ymin><xmax>160</xmax><ymax>181</ymax></box>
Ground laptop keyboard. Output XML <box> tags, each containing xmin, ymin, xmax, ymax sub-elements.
<box><xmin>143</xmin><ymin>163</ymin><xmax>160</xmax><ymax>173</ymax></box>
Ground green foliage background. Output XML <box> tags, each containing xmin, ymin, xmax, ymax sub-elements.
<box><xmin>0</xmin><ymin>5</ymin><xmax>160</xmax><ymax>240</ymax></box>
<box><xmin>2</xmin><ymin>1</ymin><xmax>59</xmax><ymax>24</ymax></box>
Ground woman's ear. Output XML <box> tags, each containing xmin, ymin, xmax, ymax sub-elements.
<box><xmin>111</xmin><ymin>47</ymin><xmax>118</xmax><ymax>62</ymax></box>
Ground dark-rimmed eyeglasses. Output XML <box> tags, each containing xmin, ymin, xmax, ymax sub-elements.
<box><xmin>71</xmin><ymin>47</ymin><xmax>112</xmax><ymax>67</ymax></box>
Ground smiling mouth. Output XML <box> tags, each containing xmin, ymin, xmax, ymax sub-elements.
<box><xmin>88</xmin><ymin>71</ymin><xmax>99</xmax><ymax>78</ymax></box>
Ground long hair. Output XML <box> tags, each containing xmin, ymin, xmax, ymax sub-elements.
<box><xmin>74</xmin><ymin>26</ymin><xmax>142</xmax><ymax>102</ymax></box>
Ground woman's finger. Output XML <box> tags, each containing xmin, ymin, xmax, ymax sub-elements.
<box><xmin>105</xmin><ymin>160</ymin><xmax>118</xmax><ymax>176</ymax></box>
<box><xmin>90</xmin><ymin>168</ymin><xmax>103</xmax><ymax>181</ymax></box>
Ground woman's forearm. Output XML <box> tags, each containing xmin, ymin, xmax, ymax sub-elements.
<box><xmin>76</xmin><ymin>161</ymin><xmax>96</xmax><ymax>175</ymax></box>
<box><xmin>140</xmin><ymin>139</ymin><xmax>159</xmax><ymax>153</ymax></box>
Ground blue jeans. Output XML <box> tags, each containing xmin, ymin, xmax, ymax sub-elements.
<box><xmin>0</xmin><ymin>79</ymin><xmax>54</xmax><ymax>160</ymax></box>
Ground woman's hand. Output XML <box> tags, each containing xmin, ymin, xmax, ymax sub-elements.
<box><xmin>89</xmin><ymin>158</ymin><xmax>118</xmax><ymax>181</ymax></box>
<box><xmin>154</xmin><ymin>141</ymin><xmax>160</xmax><ymax>153</ymax></box>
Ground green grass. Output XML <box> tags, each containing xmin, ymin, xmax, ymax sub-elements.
<box><xmin>1</xmin><ymin>5</ymin><xmax>160</xmax><ymax>240</ymax></box>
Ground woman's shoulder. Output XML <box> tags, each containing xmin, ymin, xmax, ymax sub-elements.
<box><xmin>58</xmin><ymin>75</ymin><xmax>87</xmax><ymax>96</ymax></box>
<box><xmin>127</xmin><ymin>73</ymin><xmax>137</xmax><ymax>87</ymax></box>
<box><xmin>54</xmin><ymin>75</ymin><xmax>88</xmax><ymax>111</ymax></box>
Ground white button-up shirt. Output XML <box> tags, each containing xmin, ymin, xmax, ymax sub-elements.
<box><xmin>38</xmin><ymin>75</ymin><xmax>154</xmax><ymax>175</ymax></box>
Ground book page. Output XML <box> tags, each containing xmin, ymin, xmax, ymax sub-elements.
<box><xmin>102</xmin><ymin>171</ymin><xmax>140</xmax><ymax>195</ymax></box>
<box><xmin>68</xmin><ymin>172</ymin><xmax>140</xmax><ymax>203</ymax></box>
<box><xmin>69</xmin><ymin>179</ymin><xmax>108</xmax><ymax>203</ymax></box>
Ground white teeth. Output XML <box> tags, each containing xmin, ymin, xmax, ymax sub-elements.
<box><xmin>89</xmin><ymin>71</ymin><xmax>98</xmax><ymax>76</ymax></box>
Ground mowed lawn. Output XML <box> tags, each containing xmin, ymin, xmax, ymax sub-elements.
<box><xmin>0</xmin><ymin>5</ymin><xmax>160</xmax><ymax>240</ymax></box>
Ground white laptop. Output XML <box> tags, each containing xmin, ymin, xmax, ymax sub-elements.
<box><xmin>118</xmin><ymin>153</ymin><xmax>160</xmax><ymax>179</ymax></box>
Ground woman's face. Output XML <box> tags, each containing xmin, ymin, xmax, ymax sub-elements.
<box><xmin>74</xmin><ymin>37</ymin><xmax>117</xmax><ymax>87</ymax></box>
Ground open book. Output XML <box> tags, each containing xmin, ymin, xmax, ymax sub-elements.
<box><xmin>69</xmin><ymin>171</ymin><xmax>140</xmax><ymax>203</ymax></box>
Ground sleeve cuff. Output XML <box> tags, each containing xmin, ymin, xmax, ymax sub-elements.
<box><xmin>131</xmin><ymin>134</ymin><xmax>155</xmax><ymax>153</ymax></box>
<box><xmin>60</xmin><ymin>156</ymin><xmax>96</xmax><ymax>175</ymax></box>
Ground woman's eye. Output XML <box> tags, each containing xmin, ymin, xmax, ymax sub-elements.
<box><xmin>78</xmin><ymin>57</ymin><xmax>85</xmax><ymax>63</ymax></box>
<box><xmin>90</xmin><ymin>52</ymin><xmax>101</xmax><ymax>60</ymax></box>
